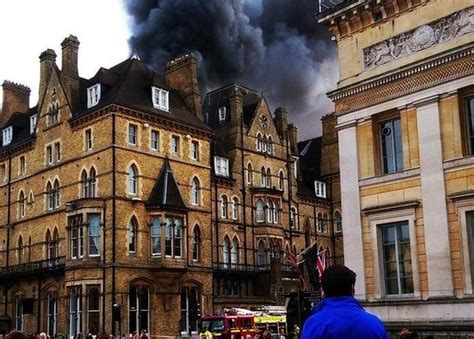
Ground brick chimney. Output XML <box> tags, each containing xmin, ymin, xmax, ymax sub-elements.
<box><xmin>229</xmin><ymin>85</ymin><xmax>243</xmax><ymax>125</ymax></box>
<box><xmin>61</xmin><ymin>35</ymin><xmax>80</xmax><ymax>111</ymax></box>
<box><xmin>288</xmin><ymin>123</ymin><xmax>298</xmax><ymax>153</ymax></box>
<box><xmin>274</xmin><ymin>107</ymin><xmax>288</xmax><ymax>137</ymax></box>
<box><xmin>165</xmin><ymin>54</ymin><xmax>203</xmax><ymax>121</ymax></box>
<box><xmin>0</xmin><ymin>81</ymin><xmax>30</xmax><ymax>126</ymax></box>
<box><xmin>38</xmin><ymin>49</ymin><xmax>57</xmax><ymax>106</ymax></box>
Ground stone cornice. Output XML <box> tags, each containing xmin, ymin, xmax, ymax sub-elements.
<box><xmin>330</xmin><ymin>44</ymin><xmax>473</xmax><ymax>116</ymax></box>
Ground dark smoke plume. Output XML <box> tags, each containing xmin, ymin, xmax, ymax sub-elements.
<box><xmin>125</xmin><ymin>0</ymin><xmax>338</xmax><ymax>139</ymax></box>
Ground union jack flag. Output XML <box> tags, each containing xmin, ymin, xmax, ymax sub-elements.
<box><xmin>316</xmin><ymin>249</ymin><xmax>326</xmax><ymax>280</ymax></box>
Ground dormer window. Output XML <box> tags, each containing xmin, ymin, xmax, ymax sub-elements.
<box><xmin>30</xmin><ymin>115</ymin><xmax>37</xmax><ymax>134</ymax></box>
<box><xmin>218</xmin><ymin>107</ymin><xmax>226</xmax><ymax>122</ymax></box>
<box><xmin>152</xmin><ymin>87</ymin><xmax>169</xmax><ymax>111</ymax></box>
<box><xmin>87</xmin><ymin>83</ymin><xmax>101</xmax><ymax>108</ymax></box>
<box><xmin>315</xmin><ymin>180</ymin><xmax>327</xmax><ymax>198</ymax></box>
<box><xmin>214</xmin><ymin>156</ymin><xmax>229</xmax><ymax>177</ymax></box>
<box><xmin>2</xmin><ymin>126</ymin><xmax>12</xmax><ymax>146</ymax></box>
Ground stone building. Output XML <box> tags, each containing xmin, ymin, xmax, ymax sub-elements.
<box><xmin>319</xmin><ymin>0</ymin><xmax>474</xmax><ymax>335</ymax></box>
<box><xmin>0</xmin><ymin>36</ymin><xmax>341</xmax><ymax>337</ymax></box>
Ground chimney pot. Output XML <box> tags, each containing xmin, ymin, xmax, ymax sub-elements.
<box><xmin>39</xmin><ymin>49</ymin><xmax>57</xmax><ymax>62</ymax></box>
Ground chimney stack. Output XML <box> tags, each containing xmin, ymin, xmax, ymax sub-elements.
<box><xmin>1</xmin><ymin>81</ymin><xmax>30</xmax><ymax>126</ymax></box>
<box><xmin>288</xmin><ymin>123</ymin><xmax>298</xmax><ymax>153</ymax></box>
<box><xmin>274</xmin><ymin>107</ymin><xmax>288</xmax><ymax>137</ymax></box>
<box><xmin>61</xmin><ymin>35</ymin><xmax>80</xmax><ymax>111</ymax></box>
<box><xmin>165</xmin><ymin>54</ymin><xmax>203</xmax><ymax>121</ymax></box>
<box><xmin>38</xmin><ymin>49</ymin><xmax>57</xmax><ymax>106</ymax></box>
<box><xmin>229</xmin><ymin>85</ymin><xmax>244</xmax><ymax>125</ymax></box>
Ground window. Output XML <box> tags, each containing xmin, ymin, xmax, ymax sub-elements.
<box><xmin>128</xmin><ymin>165</ymin><xmax>138</xmax><ymax>195</ymax></box>
<box><xmin>0</xmin><ymin>163</ymin><xmax>6</xmax><ymax>182</ymax></box>
<box><xmin>261</xmin><ymin>167</ymin><xmax>266</xmax><ymax>187</ymax></box>
<box><xmin>165</xmin><ymin>216</ymin><xmax>183</xmax><ymax>257</ymax></box>
<box><xmin>191</xmin><ymin>141</ymin><xmax>199</xmax><ymax>160</ymax></box>
<box><xmin>54</xmin><ymin>142</ymin><xmax>61</xmax><ymax>162</ymax></box>
<box><xmin>151</xmin><ymin>217</ymin><xmax>161</xmax><ymax>256</ymax></box>
<box><xmin>266</xmin><ymin>168</ymin><xmax>271</xmax><ymax>188</ymax></box>
<box><xmin>290</xmin><ymin>207</ymin><xmax>298</xmax><ymax>229</ymax></box>
<box><xmin>232</xmin><ymin>197</ymin><xmax>238</xmax><ymax>220</ymax></box>
<box><xmin>465</xmin><ymin>96</ymin><xmax>474</xmax><ymax>154</ymax></box>
<box><xmin>268</xmin><ymin>201</ymin><xmax>278</xmax><ymax>224</ymax></box>
<box><xmin>223</xmin><ymin>237</ymin><xmax>231</xmax><ymax>268</ymax></box>
<box><xmin>150</xmin><ymin>130</ymin><xmax>159</xmax><ymax>150</ymax></box>
<box><xmin>46</xmin><ymin>145</ymin><xmax>53</xmax><ymax>165</ymax></box>
<box><xmin>47</xmin><ymin>293</ymin><xmax>58</xmax><ymax>336</ymax></box>
<box><xmin>334</xmin><ymin>211</ymin><xmax>342</xmax><ymax>233</ymax></box>
<box><xmin>247</xmin><ymin>163</ymin><xmax>253</xmax><ymax>186</ymax></box>
<box><xmin>192</xmin><ymin>226</ymin><xmax>201</xmax><ymax>261</ymax></box>
<box><xmin>380</xmin><ymin>118</ymin><xmax>403</xmax><ymax>174</ymax></box>
<box><xmin>81</xmin><ymin>170</ymin><xmax>89</xmax><ymax>198</ymax></box>
<box><xmin>279</xmin><ymin>171</ymin><xmax>284</xmax><ymax>191</ymax></box>
<box><xmin>48</xmin><ymin>101</ymin><xmax>60</xmax><ymax>125</ymax></box>
<box><xmin>256</xmin><ymin>133</ymin><xmax>262</xmax><ymax>151</ymax></box>
<box><xmin>152</xmin><ymin>86</ymin><xmax>169</xmax><ymax>111</ymax></box>
<box><xmin>267</xmin><ymin>136</ymin><xmax>273</xmax><ymax>154</ymax></box>
<box><xmin>18</xmin><ymin>191</ymin><xmax>25</xmax><ymax>218</ymax></box>
<box><xmin>30</xmin><ymin>114</ymin><xmax>37</xmax><ymax>134</ymax></box>
<box><xmin>17</xmin><ymin>236</ymin><xmax>23</xmax><ymax>264</ymax></box>
<box><xmin>191</xmin><ymin>178</ymin><xmax>200</xmax><ymax>206</ymax></box>
<box><xmin>47</xmin><ymin>228</ymin><xmax>59</xmax><ymax>260</ymax></box>
<box><xmin>231</xmin><ymin>238</ymin><xmax>238</xmax><ymax>268</ymax></box>
<box><xmin>257</xmin><ymin>240</ymin><xmax>266</xmax><ymax>268</ymax></box>
<box><xmin>380</xmin><ymin>222</ymin><xmax>413</xmax><ymax>295</ymax></box>
<box><xmin>214</xmin><ymin>156</ymin><xmax>229</xmax><ymax>177</ymax></box>
<box><xmin>15</xmin><ymin>297</ymin><xmax>23</xmax><ymax>331</ymax></box>
<box><xmin>129</xmin><ymin>286</ymin><xmax>150</xmax><ymax>334</ymax></box>
<box><xmin>180</xmin><ymin>287</ymin><xmax>199</xmax><ymax>334</ymax></box>
<box><xmin>317</xmin><ymin>213</ymin><xmax>323</xmax><ymax>233</ymax></box>
<box><xmin>2</xmin><ymin>126</ymin><xmax>12</xmax><ymax>146</ymax></box>
<box><xmin>19</xmin><ymin>156</ymin><xmax>26</xmax><ymax>175</ymax></box>
<box><xmin>128</xmin><ymin>218</ymin><xmax>137</xmax><ymax>254</ymax></box>
<box><xmin>53</xmin><ymin>180</ymin><xmax>60</xmax><ymax>208</ymax></box>
<box><xmin>87</xmin><ymin>288</ymin><xmax>100</xmax><ymax>334</ymax></box>
<box><xmin>89</xmin><ymin>168</ymin><xmax>97</xmax><ymax>198</ymax></box>
<box><xmin>323</xmin><ymin>214</ymin><xmax>328</xmax><ymax>233</ymax></box>
<box><xmin>88</xmin><ymin>214</ymin><xmax>101</xmax><ymax>257</ymax></box>
<box><xmin>128</xmin><ymin>124</ymin><xmax>138</xmax><ymax>145</ymax></box>
<box><xmin>256</xmin><ymin>199</ymin><xmax>265</xmax><ymax>223</ymax></box>
<box><xmin>466</xmin><ymin>211</ymin><xmax>474</xmax><ymax>288</ymax></box>
<box><xmin>69</xmin><ymin>215</ymin><xmax>84</xmax><ymax>259</ymax></box>
<box><xmin>262</xmin><ymin>135</ymin><xmax>267</xmax><ymax>153</ymax></box>
<box><xmin>85</xmin><ymin>129</ymin><xmax>93</xmax><ymax>151</ymax></box>
<box><xmin>292</xmin><ymin>157</ymin><xmax>298</xmax><ymax>179</ymax></box>
<box><xmin>171</xmin><ymin>136</ymin><xmax>180</xmax><ymax>155</ymax></box>
<box><xmin>87</xmin><ymin>83</ymin><xmax>101</xmax><ymax>108</ymax></box>
<box><xmin>220</xmin><ymin>195</ymin><xmax>228</xmax><ymax>219</ymax></box>
<box><xmin>46</xmin><ymin>180</ymin><xmax>60</xmax><ymax>211</ymax></box>
<box><xmin>218</xmin><ymin>106</ymin><xmax>226</xmax><ymax>122</ymax></box>
<box><xmin>315</xmin><ymin>181</ymin><xmax>327</xmax><ymax>198</ymax></box>
<box><xmin>69</xmin><ymin>288</ymin><xmax>82</xmax><ymax>338</ymax></box>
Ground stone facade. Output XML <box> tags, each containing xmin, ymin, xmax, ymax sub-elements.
<box><xmin>0</xmin><ymin>35</ymin><xmax>341</xmax><ymax>337</ymax></box>
<box><xmin>319</xmin><ymin>0</ymin><xmax>474</xmax><ymax>336</ymax></box>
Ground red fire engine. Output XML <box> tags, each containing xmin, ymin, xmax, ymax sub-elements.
<box><xmin>200</xmin><ymin>313</ymin><xmax>257</xmax><ymax>338</ymax></box>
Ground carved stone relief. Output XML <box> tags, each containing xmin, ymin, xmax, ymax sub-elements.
<box><xmin>363</xmin><ymin>6</ymin><xmax>474</xmax><ymax>68</ymax></box>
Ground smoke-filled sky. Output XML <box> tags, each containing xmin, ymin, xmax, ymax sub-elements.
<box><xmin>125</xmin><ymin>0</ymin><xmax>338</xmax><ymax>140</ymax></box>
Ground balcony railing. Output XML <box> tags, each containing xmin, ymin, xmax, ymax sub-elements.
<box><xmin>0</xmin><ymin>257</ymin><xmax>65</xmax><ymax>278</ymax></box>
<box><xmin>213</xmin><ymin>262</ymin><xmax>271</xmax><ymax>273</ymax></box>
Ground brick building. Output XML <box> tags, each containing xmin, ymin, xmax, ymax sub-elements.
<box><xmin>319</xmin><ymin>0</ymin><xmax>474</xmax><ymax>335</ymax></box>
<box><xmin>0</xmin><ymin>36</ymin><xmax>341</xmax><ymax>337</ymax></box>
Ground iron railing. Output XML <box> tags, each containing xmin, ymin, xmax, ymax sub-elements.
<box><xmin>0</xmin><ymin>256</ymin><xmax>65</xmax><ymax>278</ymax></box>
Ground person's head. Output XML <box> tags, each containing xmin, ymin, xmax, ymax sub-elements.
<box><xmin>321</xmin><ymin>265</ymin><xmax>356</xmax><ymax>297</ymax></box>
<box><xmin>6</xmin><ymin>331</ymin><xmax>26</xmax><ymax>339</ymax></box>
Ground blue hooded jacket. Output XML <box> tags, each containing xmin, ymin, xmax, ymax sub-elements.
<box><xmin>301</xmin><ymin>296</ymin><xmax>388</xmax><ymax>339</ymax></box>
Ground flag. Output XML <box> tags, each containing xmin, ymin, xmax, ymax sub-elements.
<box><xmin>316</xmin><ymin>249</ymin><xmax>326</xmax><ymax>280</ymax></box>
<box><xmin>300</xmin><ymin>243</ymin><xmax>320</xmax><ymax>291</ymax></box>
<box><xmin>288</xmin><ymin>250</ymin><xmax>298</xmax><ymax>269</ymax></box>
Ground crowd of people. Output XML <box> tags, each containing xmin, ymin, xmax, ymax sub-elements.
<box><xmin>1</xmin><ymin>330</ymin><xmax>151</xmax><ymax>339</ymax></box>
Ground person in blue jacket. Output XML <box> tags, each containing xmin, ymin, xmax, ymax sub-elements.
<box><xmin>301</xmin><ymin>265</ymin><xmax>388</xmax><ymax>339</ymax></box>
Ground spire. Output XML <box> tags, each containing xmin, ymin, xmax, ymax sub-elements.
<box><xmin>147</xmin><ymin>159</ymin><xmax>187</xmax><ymax>210</ymax></box>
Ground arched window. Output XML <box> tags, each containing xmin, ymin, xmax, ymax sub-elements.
<box><xmin>53</xmin><ymin>228</ymin><xmax>59</xmax><ymax>258</ymax></box>
<box><xmin>267</xmin><ymin>136</ymin><xmax>273</xmax><ymax>154</ymax></box>
<box><xmin>270</xmin><ymin>240</ymin><xmax>280</xmax><ymax>259</ymax></box>
<box><xmin>129</xmin><ymin>285</ymin><xmax>150</xmax><ymax>334</ymax></box>
<box><xmin>256</xmin><ymin>199</ymin><xmax>265</xmax><ymax>223</ymax></box>
<box><xmin>193</xmin><ymin>226</ymin><xmax>201</xmax><ymax>261</ymax></box>
<box><xmin>89</xmin><ymin>167</ymin><xmax>97</xmax><ymax>198</ymax></box>
<box><xmin>261</xmin><ymin>167</ymin><xmax>266</xmax><ymax>187</ymax></box>
<box><xmin>262</xmin><ymin>135</ymin><xmax>267</xmax><ymax>152</ymax></box>
<box><xmin>164</xmin><ymin>216</ymin><xmax>182</xmax><ymax>257</ymax></box>
<box><xmin>290</xmin><ymin>207</ymin><xmax>298</xmax><ymax>229</ymax></box>
<box><xmin>232</xmin><ymin>197</ymin><xmax>238</xmax><ymax>220</ymax></box>
<box><xmin>47</xmin><ymin>181</ymin><xmax>54</xmax><ymax>210</ymax></box>
<box><xmin>266</xmin><ymin>168</ymin><xmax>271</xmax><ymax>188</ymax></box>
<box><xmin>81</xmin><ymin>170</ymin><xmax>89</xmax><ymax>198</ymax></box>
<box><xmin>223</xmin><ymin>236</ymin><xmax>231</xmax><ymax>268</ymax></box>
<box><xmin>256</xmin><ymin>133</ymin><xmax>262</xmax><ymax>151</ymax></box>
<box><xmin>18</xmin><ymin>236</ymin><xmax>23</xmax><ymax>264</ymax></box>
<box><xmin>151</xmin><ymin>217</ymin><xmax>161</xmax><ymax>256</ymax></box>
<box><xmin>18</xmin><ymin>190</ymin><xmax>25</xmax><ymax>218</ymax></box>
<box><xmin>231</xmin><ymin>237</ymin><xmax>239</xmax><ymax>268</ymax></box>
<box><xmin>53</xmin><ymin>180</ymin><xmax>60</xmax><ymax>208</ymax></box>
<box><xmin>87</xmin><ymin>287</ymin><xmax>100</xmax><ymax>334</ymax></box>
<box><xmin>271</xmin><ymin>201</ymin><xmax>278</xmax><ymax>224</ymax></box>
<box><xmin>279</xmin><ymin>171</ymin><xmax>284</xmax><ymax>191</ymax></box>
<box><xmin>323</xmin><ymin>213</ymin><xmax>328</xmax><ymax>233</ymax></box>
<box><xmin>257</xmin><ymin>240</ymin><xmax>266</xmax><ymax>268</ymax></box>
<box><xmin>220</xmin><ymin>195</ymin><xmax>228</xmax><ymax>219</ymax></box>
<box><xmin>317</xmin><ymin>213</ymin><xmax>324</xmax><ymax>233</ymax></box>
<box><xmin>46</xmin><ymin>229</ymin><xmax>53</xmax><ymax>259</ymax></box>
<box><xmin>128</xmin><ymin>218</ymin><xmax>137</xmax><ymax>254</ymax></box>
<box><xmin>28</xmin><ymin>236</ymin><xmax>32</xmax><ymax>262</ymax></box>
<box><xmin>334</xmin><ymin>211</ymin><xmax>342</xmax><ymax>233</ymax></box>
<box><xmin>128</xmin><ymin>165</ymin><xmax>138</xmax><ymax>195</ymax></box>
<box><xmin>88</xmin><ymin>214</ymin><xmax>101</xmax><ymax>257</ymax></box>
<box><xmin>191</xmin><ymin>178</ymin><xmax>200</xmax><ymax>205</ymax></box>
<box><xmin>247</xmin><ymin>163</ymin><xmax>253</xmax><ymax>186</ymax></box>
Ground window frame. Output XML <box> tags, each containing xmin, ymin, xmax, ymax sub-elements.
<box><xmin>87</xmin><ymin>83</ymin><xmax>101</xmax><ymax>108</ymax></box>
<box><xmin>190</xmin><ymin>140</ymin><xmax>199</xmax><ymax>160</ymax></box>
<box><xmin>218</xmin><ymin>106</ymin><xmax>226</xmax><ymax>122</ymax></box>
<box><xmin>152</xmin><ymin>86</ymin><xmax>169</xmax><ymax>111</ymax></box>
<box><xmin>171</xmin><ymin>135</ymin><xmax>180</xmax><ymax>155</ymax></box>
<box><xmin>2</xmin><ymin>126</ymin><xmax>12</xmax><ymax>146</ymax></box>
<box><xmin>128</xmin><ymin>124</ymin><xmax>138</xmax><ymax>146</ymax></box>
<box><xmin>378</xmin><ymin>116</ymin><xmax>403</xmax><ymax>174</ymax></box>
<box><xmin>150</xmin><ymin>129</ymin><xmax>159</xmax><ymax>151</ymax></box>
<box><xmin>85</xmin><ymin>128</ymin><xmax>93</xmax><ymax>151</ymax></box>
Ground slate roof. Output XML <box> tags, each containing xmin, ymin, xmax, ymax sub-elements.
<box><xmin>297</xmin><ymin>137</ymin><xmax>323</xmax><ymax>198</ymax></box>
<box><xmin>0</xmin><ymin>107</ymin><xmax>37</xmax><ymax>153</ymax></box>
<box><xmin>147</xmin><ymin>159</ymin><xmax>187</xmax><ymax>210</ymax></box>
<box><xmin>203</xmin><ymin>83</ymin><xmax>262</xmax><ymax>128</ymax></box>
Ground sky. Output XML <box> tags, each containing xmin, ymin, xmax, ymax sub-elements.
<box><xmin>0</xmin><ymin>0</ymin><xmax>131</xmax><ymax>107</ymax></box>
